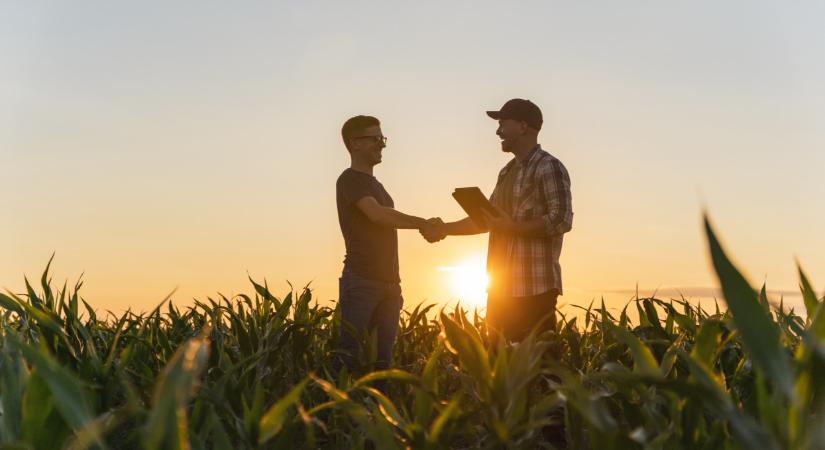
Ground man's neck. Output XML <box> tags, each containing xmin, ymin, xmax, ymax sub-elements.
<box><xmin>511</xmin><ymin>141</ymin><xmax>539</xmax><ymax>163</ymax></box>
<box><xmin>350</xmin><ymin>160</ymin><xmax>374</xmax><ymax>176</ymax></box>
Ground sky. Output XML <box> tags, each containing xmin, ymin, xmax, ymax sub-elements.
<box><xmin>3</xmin><ymin>1</ymin><xmax>824</xmax><ymax>316</ymax></box>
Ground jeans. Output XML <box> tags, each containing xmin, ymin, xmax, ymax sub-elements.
<box><xmin>487</xmin><ymin>290</ymin><xmax>558</xmax><ymax>343</ymax></box>
<box><xmin>336</xmin><ymin>272</ymin><xmax>403</xmax><ymax>380</ymax></box>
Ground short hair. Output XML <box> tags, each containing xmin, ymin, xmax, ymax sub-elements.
<box><xmin>341</xmin><ymin>115</ymin><xmax>380</xmax><ymax>152</ymax></box>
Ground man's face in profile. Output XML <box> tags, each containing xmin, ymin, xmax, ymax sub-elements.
<box><xmin>350</xmin><ymin>125</ymin><xmax>386</xmax><ymax>165</ymax></box>
<box><xmin>496</xmin><ymin>119</ymin><xmax>526</xmax><ymax>153</ymax></box>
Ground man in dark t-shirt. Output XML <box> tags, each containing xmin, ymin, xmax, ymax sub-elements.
<box><xmin>337</xmin><ymin>169</ymin><xmax>399</xmax><ymax>283</ymax></box>
<box><xmin>335</xmin><ymin>115</ymin><xmax>441</xmax><ymax>388</ymax></box>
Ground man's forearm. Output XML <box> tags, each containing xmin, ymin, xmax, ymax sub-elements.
<box><xmin>376</xmin><ymin>207</ymin><xmax>428</xmax><ymax>229</ymax></box>
<box><xmin>507</xmin><ymin>218</ymin><xmax>549</xmax><ymax>237</ymax></box>
<box><xmin>443</xmin><ymin>217</ymin><xmax>486</xmax><ymax>236</ymax></box>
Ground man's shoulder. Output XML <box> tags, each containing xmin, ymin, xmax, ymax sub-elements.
<box><xmin>531</xmin><ymin>150</ymin><xmax>571</xmax><ymax>185</ymax></box>
<box><xmin>337</xmin><ymin>168</ymin><xmax>355</xmax><ymax>181</ymax></box>
<box><xmin>533</xmin><ymin>149</ymin><xmax>566</xmax><ymax>170</ymax></box>
<box><xmin>337</xmin><ymin>169</ymin><xmax>387</xmax><ymax>201</ymax></box>
<box><xmin>336</xmin><ymin>170</ymin><xmax>360</xmax><ymax>196</ymax></box>
<box><xmin>337</xmin><ymin>168</ymin><xmax>369</xmax><ymax>186</ymax></box>
<box><xmin>534</xmin><ymin>147</ymin><xmax>559</xmax><ymax>163</ymax></box>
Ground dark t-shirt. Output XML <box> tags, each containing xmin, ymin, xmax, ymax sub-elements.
<box><xmin>336</xmin><ymin>168</ymin><xmax>400</xmax><ymax>283</ymax></box>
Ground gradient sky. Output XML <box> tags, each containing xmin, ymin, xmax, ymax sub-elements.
<box><xmin>3</xmin><ymin>1</ymin><xmax>824</xmax><ymax>315</ymax></box>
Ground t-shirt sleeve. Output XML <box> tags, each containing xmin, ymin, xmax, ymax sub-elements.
<box><xmin>337</xmin><ymin>173</ymin><xmax>374</xmax><ymax>207</ymax></box>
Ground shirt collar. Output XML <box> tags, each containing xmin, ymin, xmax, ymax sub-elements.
<box><xmin>500</xmin><ymin>145</ymin><xmax>543</xmax><ymax>180</ymax></box>
<box><xmin>513</xmin><ymin>144</ymin><xmax>542</xmax><ymax>167</ymax></box>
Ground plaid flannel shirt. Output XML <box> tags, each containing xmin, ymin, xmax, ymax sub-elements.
<box><xmin>488</xmin><ymin>146</ymin><xmax>573</xmax><ymax>297</ymax></box>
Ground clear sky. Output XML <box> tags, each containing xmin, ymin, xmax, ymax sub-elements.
<box><xmin>3</xmin><ymin>1</ymin><xmax>824</xmax><ymax>315</ymax></box>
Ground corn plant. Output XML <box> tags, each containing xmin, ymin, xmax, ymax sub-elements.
<box><xmin>0</xmin><ymin>214</ymin><xmax>823</xmax><ymax>449</ymax></box>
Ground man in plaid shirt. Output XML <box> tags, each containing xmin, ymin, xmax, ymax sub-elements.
<box><xmin>423</xmin><ymin>99</ymin><xmax>573</xmax><ymax>342</ymax></box>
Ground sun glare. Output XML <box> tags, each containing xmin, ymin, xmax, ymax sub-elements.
<box><xmin>437</xmin><ymin>256</ymin><xmax>490</xmax><ymax>309</ymax></box>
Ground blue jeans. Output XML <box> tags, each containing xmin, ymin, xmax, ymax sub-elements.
<box><xmin>487</xmin><ymin>291</ymin><xmax>558</xmax><ymax>343</ymax></box>
<box><xmin>337</xmin><ymin>272</ymin><xmax>403</xmax><ymax>377</ymax></box>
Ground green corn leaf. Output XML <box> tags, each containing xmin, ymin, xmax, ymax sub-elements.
<box><xmin>681</xmin><ymin>352</ymin><xmax>781</xmax><ymax>450</ymax></box>
<box><xmin>658</xmin><ymin>300</ymin><xmax>697</xmax><ymax>335</ymax></box>
<box><xmin>427</xmin><ymin>396</ymin><xmax>461</xmax><ymax>445</ymax></box>
<box><xmin>414</xmin><ymin>343</ymin><xmax>443</xmax><ymax>425</ymax></box>
<box><xmin>143</xmin><ymin>331</ymin><xmax>211</xmax><ymax>450</ymax></box>
<box><xmin>310</xmin><ymin>374</ymin><xmax>350</xmax><ymax>402</ymax></box>
<box><xmin>352</xmin><ymin>369</ymin><xmax>419</xmax><ymax>388</ymax></box>
<box><xmin>305</xmin><ymin>399</ymin><xmax>349</xmax><ymax>416</ymax></box>
<box><xmin>361</xmin><ymin>386</ymin><xmax>408</xmax><ymax>430</ymax></box>
<box><xmin>311</xmin><ymin>373</ymin><xmax>400</xmax><ymax>449</ymax></box>
<box><xmin>636</xmin><ymin>297</ymin><xmax>651</xmax><ymax>328</ymax></box>
<box><xmin>248</xmin><ymin>275</ymin><xmax>276</xmax><ymax>301</ymax></box>
<box><xmin>0</xmin><ymin>346</ymin><xmax>28</xmax><ymax>442</ymax></box>
<box><xmin>40</xmin><ymin>254</ymin><xmax>55</xmax><ymax>311</ymax></box>
<box><xmin>619</xmin><ymin>302</ymin><xmax>630</xmax><ymax>328</ymax></box>
<box><xmin>704</xmin><ymin>216</ymin><xmax>794</xmax><ymax>399</ymax></box>
<box><xmin>0</xmin><ymin>292</ymin><xmax>24</xmax><ymax>316</ymax></box>
<box><xmin>556</xmin><ymin>370</ymin><xmax>617</xmax><ymax>432</ymax></box>
<box><xmin>23</xmin><ymin>278</ymin><xmax>41</xmax><ymax>310</ymax></box>
<box><xmin>6</xmin><ymin>334</ymin><xmax>97</xmax><ymax>435</ymax></box>
<box><xmin>2</xmin><ymin>290</ymin><xmax>63</xmax><ymax>336</ymax></box>
<box><xmin>604</xmin><ymin>321</ymin><xmax>659</xmax><ymax>376</ymax></box>
<box><xmin>258</xmin><ymin>378</ymin><xmax>308</xmax><ymax>444</ymax></box>
<box><xmin>798</xmin><ymin>263</ymin><xmax>819</xmax><ymax>323</ymax></box>
<box><xmin>808</xmin><ymin>302</ymin><xmax>825</xmax><ymax>342</ymax></box>
<box><xmin>440</xmin><ymin>312</ymin><xmax>492</xmax><ymax>391</ymax></box>
<box><xmin>759</xmin><ymin>283</ymin><xmax>770</xmax><ymax>311</ymax></box>
<box><xmin>643</xmin><ymin>299</ymin><xmax>664</xmax><ymax>335</ymax></box>
<box><xmin>691</xmin><ymin>320</ymin><xmax>723</xmax><ymax>368</ymax></box>
<box><xmin>20</xmin><ymin>372</ymin><xmax>61</xmax><ymax>448</ymax></box>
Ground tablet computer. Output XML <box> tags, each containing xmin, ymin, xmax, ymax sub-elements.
<box><xmin>451</xmin><ymin>187</ymin><xmax>499</xmax><ymax>228</ymax></box>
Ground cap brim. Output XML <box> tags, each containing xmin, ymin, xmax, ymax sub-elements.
<box><xmin>486</xmin><ymin>110</ymin><xmax>503</xmax><ymax>119</ymax></box>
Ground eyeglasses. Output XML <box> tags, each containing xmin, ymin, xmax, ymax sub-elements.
<box><xmin>353</xmin><ymin>135</ymin><xmax>388</xmax><ymax>145</ymax></box>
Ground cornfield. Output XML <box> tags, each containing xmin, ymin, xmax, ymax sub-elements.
<box><xmin>1</xmin><ymin>217</ymin><xmax>824</xmax><ymax>449</ymax></box>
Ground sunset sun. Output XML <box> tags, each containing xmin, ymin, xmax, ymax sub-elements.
<box><xmin>437</xmin><ymin>256</ymin><xmax>490</xmax><ymax>309</ymax></box>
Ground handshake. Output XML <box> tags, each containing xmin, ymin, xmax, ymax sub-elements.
<box><xmin>419</xmin><ymin>218</ymin><xmax>447</xmax><ymax>243</ymax></box>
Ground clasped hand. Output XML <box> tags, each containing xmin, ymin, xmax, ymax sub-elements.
<box><xmin>419</xmin><ymin>217</ymin><xmax>446</xmax><ymax>243</ymax></box>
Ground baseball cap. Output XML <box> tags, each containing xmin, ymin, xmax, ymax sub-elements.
<box><xmin>486</xmin><ymin>98</ymin><xmax>543</xmax><ymax>130</ymax></box>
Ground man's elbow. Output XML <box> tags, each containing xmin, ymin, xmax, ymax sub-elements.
<box><xmin>543</xmin><ymin>214</ymin><xmax>573</xmax><ymax>235</ymax></box>
<box><xmin>370</xmin><ymin>208</ymin><xmax>396</xmax><ymax>227</ymax></box>
<box><xmin>370</xmin><ymin>213</ymin><xmax>389</xmax><ymax>226</ymax></box>
<box><xmin>360</xmin><ymin>206</ymin><xmax>385</xmax><ymax>225</ymax></box>
<box><xmin>561</xmin><ymin>214</ymin><xmax>573</xmax><ymax>233</ymax></box>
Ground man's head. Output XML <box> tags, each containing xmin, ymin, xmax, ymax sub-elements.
<box><xmin>486</xmin><ymin>99</ymin><xmax>542</xmax><ymax>153</ymax></box>
<box><xmin>341</xmin><ymin>115</ymin><xmax>386</xmax><ymax>166</ymax></box>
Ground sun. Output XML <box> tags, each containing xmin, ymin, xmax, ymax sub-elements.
<box><xmin>437</xmin><ymin>255</ymin><xmax>490</xmax><ymax>310</ymax></box>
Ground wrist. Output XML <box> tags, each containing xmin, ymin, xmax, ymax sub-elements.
<box><xmin>443</xmin><ymin>221</ymin><xmax>458</xmax><ymax>235</ymax></box>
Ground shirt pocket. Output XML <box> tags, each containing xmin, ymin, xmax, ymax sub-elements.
<box><xmin>515</xmin><ymin>184</ymin><xmax>539</xmax><ymax>219</ymax></box>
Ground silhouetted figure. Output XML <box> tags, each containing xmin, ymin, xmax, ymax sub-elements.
<box><xmin>422</xmin><ymin>99</ymin><xmax>573</xmax><ymax>344</ymax></box>
<box><xmin>335</xmin><ymin>115</ymin><xmax>441</xmax><ymax>393</ymax></box>
<box><xmin>421</xmin><ymin>98</ymin><xmax>573</xmax><ymax>448</ymax></box>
